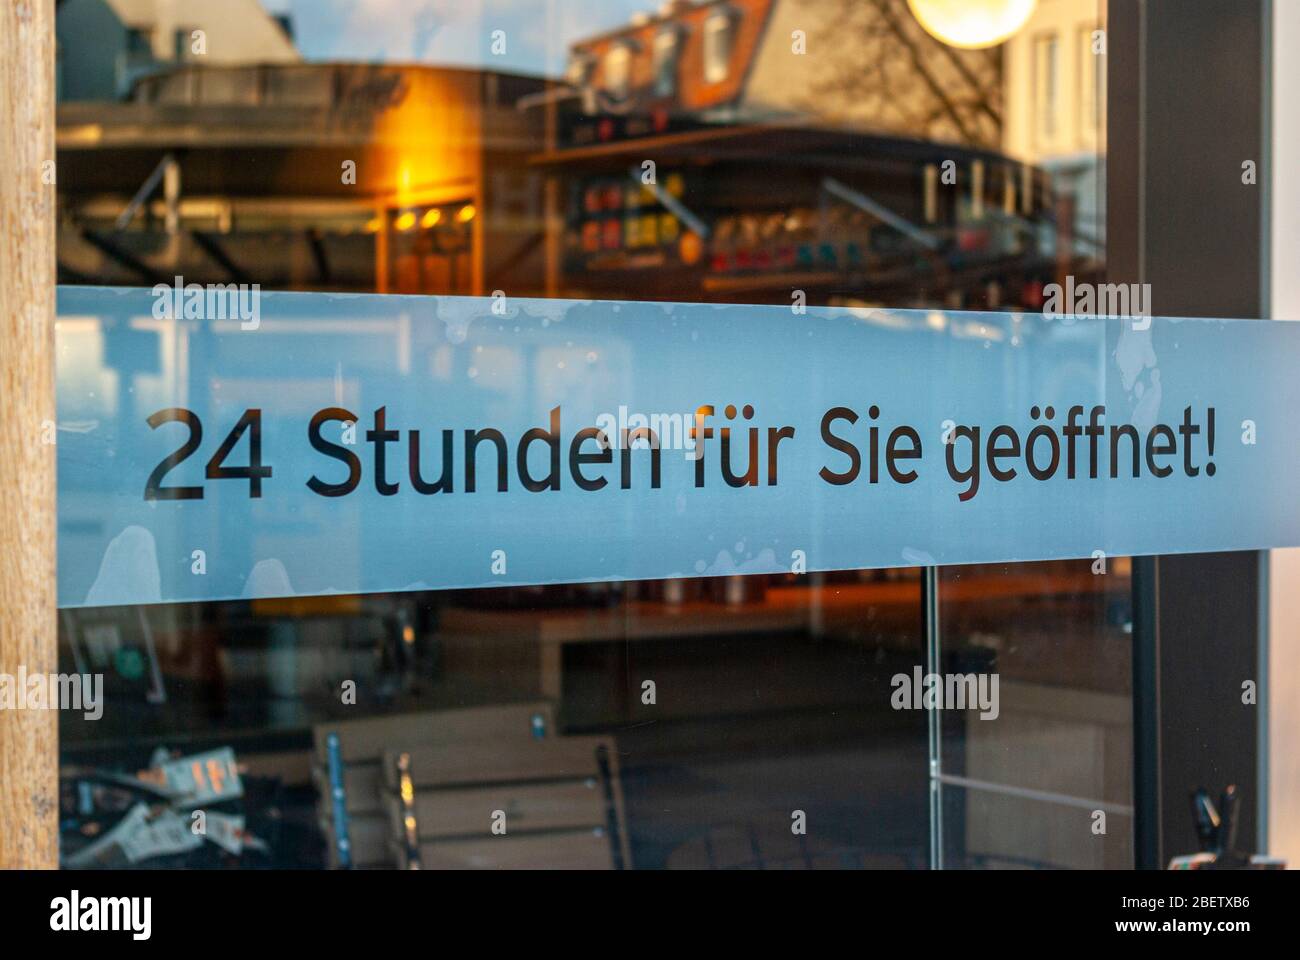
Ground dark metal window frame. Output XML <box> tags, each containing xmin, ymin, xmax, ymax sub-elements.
<box><xmin>1108</xmin><ymin>0</ymin><xmax>1270</xmax><ymax>869</ymax></box>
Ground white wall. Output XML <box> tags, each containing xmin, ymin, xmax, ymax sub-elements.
<box><xmin>1269</xmin><ymin>0</ymin><xmax>1300</xmax><ymax>867</ymax></box>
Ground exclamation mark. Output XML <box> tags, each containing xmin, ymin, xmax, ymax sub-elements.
<box><xmin>1205</xmin><ymin>407</ymin><xmax>1216</xmax><ymax>476</ymax></box>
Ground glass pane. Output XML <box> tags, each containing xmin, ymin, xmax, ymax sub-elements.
<box><xmin>51</xmin><ymin>0</ymin><xmax>1112</xmax><ymax>871</ymax></box>
<box><xmin>934</xmin><ymin>560</ymin><xmax>1134</xmax><ymax>868</ymax></box>
<box><xmin>60</xmin><ymin>571</ymin><xmax>930</xmax><ymax>869</ymax></box>
<box><xmin>940</xmin><ymin>780</ymin><xmax>1133</xmax><ymax>870</ymax></box>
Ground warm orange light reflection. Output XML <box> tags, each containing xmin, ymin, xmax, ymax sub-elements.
<box><xmin>421</xmin><ymin>208</ymin><xmax>441</xmax><ymax>228</ymax></box>
<box><xmin>455</xmin><ymin>204</ymin><xmax>476</xmax><ymax>224</ymax></box>
<box><xmin>394</xmin><ymin>211</ymin><xmax>416</xmax><ymax>231</ymax></box>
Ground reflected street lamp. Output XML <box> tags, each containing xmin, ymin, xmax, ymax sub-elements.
<box><xmin>907</xmin><ymin>0</ymin><xmax>1037</xmax><ymax>49</ymax></box>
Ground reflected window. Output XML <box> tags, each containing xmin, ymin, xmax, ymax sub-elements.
<box><xmin>1077</xmin><ymin>24</ymin><xmax>1104</xmax><ymax>146</ymax></box>
<box><xmin>652</xmin><ymin>29</ymin><xmax>680</xmax><ymax>98</ymax></box>
<box><xmin>1033</xmin><ymin>32</ymin><xmax>1059</xmax><ymax>150</ymax></box>
<box><xmin>567</xmin><ymin>50</ymin><xmax>598</xmax><ymax>114</ymax></box>
<box><xmin>567</xmin><ymin>51</ymin><xmax>594</xmax><ymax>86</ymax></box>
<box><xmin>125</xmin><ymin>26</ymin><xmax>153</xmax><ymax>58</ymax></box>
<box><xmin>703</xmin><ymin>10</ymin><xmax>735</xmax><ymax>84</ymax></box>
<box><xmin>174</xmin><ymin>27</ymin><xmax>198</xmax><ymax>63</ymax></box>
<box><xmin>603</xmin><ymin>44</ymin><xmax>632</xmax><ymax>99</ymax></box>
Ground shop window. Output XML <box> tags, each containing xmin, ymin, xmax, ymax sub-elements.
<box><xmin>46</xmin><ymin>0</ymin><xmax>1140</xmax><ymax>876</ymax></box>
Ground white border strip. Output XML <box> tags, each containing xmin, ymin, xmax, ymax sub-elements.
<box><xmin>1268</xmin><ymin>0</ymin><xmax>1300</xmax><ymax>868</ymax></box>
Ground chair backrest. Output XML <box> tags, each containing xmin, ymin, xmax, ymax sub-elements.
<box><xmin>313</xmin><ymin>702</ymin><xmax>555</xmax><ymax>868</ymax></box>
<box><xmin>383</xmin><ymin>734</ymin><xmax>629</xmax><ymax>869</ymax></box>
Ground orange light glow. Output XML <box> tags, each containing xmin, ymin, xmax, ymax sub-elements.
<box><xmin>455</xmin><ymin>204</ymin><xmax>476</xmax><ymax>224</ymax></box>
<box><xmin>394</xmin><ymin>211</ymin><xmax>417</xmax><ymax>232</ymax></box>
<box><xmin>421</xmin><ymin>208</ymin><xmax>442</xmax><ymax>229</ymax></box>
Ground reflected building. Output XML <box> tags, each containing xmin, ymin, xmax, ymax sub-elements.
<box><xmin>56</xmin><ymin>0</ymin><xmax>300</xmax><ymax>100</ymax></box>
<box><xmin>1002</xmin><ymin>0</ymin><xmax>1107</xmax><ymax>262</ymax></box>
<box><xmin>537</xmin><ymin>0</ymin><xmax>1081</xmax><ymax>309</ymax></box>
<box><xmin>53</xmin><ymin>0</ymin><xmax>1097</xmax><ymax>313</ymax></box>
<box><xmin>57</xmin><ymin>63</ymin><xmax>549</xmax><ymax>297</ymax></box>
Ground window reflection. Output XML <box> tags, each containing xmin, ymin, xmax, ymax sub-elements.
<box><xmin>53</xmin><ymin>0</ymin><xmax>1113</xmax><ymax>869</ymax></box>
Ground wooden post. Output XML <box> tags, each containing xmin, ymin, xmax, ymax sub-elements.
<box><xmin>0</xmin><ymin>0</ymin><xmax>58</xmax><ymax>869</ymax></box>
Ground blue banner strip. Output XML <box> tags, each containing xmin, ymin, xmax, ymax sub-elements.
<box><xmin>55</xmin><ymin>286</ymin><xmax>1300</xmax><ymax>608</ymax></box>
